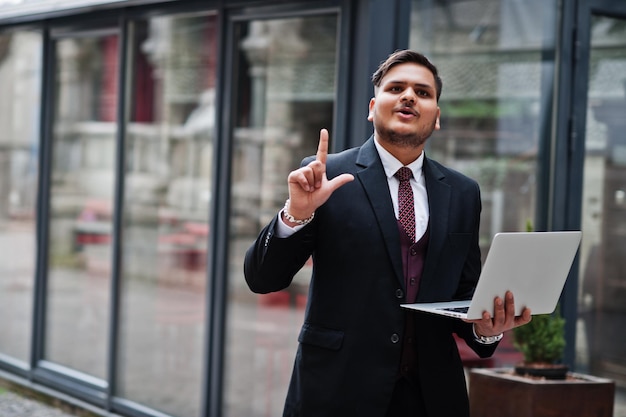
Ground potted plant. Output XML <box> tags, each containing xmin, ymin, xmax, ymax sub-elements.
<box><xmin>511</xmin><ymin>306</ymin><xmax>569</xmax><ymax>379</ymax></box>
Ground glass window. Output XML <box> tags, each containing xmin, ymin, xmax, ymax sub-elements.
<box><xmin>116</xmin><ymin>12</ymin><xmax>217</xmax><ymax>417</ymax></box>
<box><xmin>46</xmin><ymin>32</ymin><xmax>119</xmax><ymax>380</ymax></box>
<box><xmin>410</xmin><ymin>0</ymin><xmax>557</xmax><ymax>365</ymax></box>
<box><xmin>0</xmin><ymin>29</ymin><xmax>42</xmax><ymax>364</ymax></box>
<box><xmin>577</xmin><ymin>14</ymin><xmax>626</xmax><ymax>388</ymax></box>
<box><xmin>225</xmin><ymin>15</ymin><xmax>338</xmax><ymax>417</ymax></box>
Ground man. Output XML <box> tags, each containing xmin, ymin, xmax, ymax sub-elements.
<box><xmin>244</xmin><ymin>50</ymin><xmax>531</xmax><ymax>417</ymax></box>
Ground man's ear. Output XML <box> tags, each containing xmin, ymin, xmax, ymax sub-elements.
<box><xmin>434</xmin><ymin>107</ymin><xmax>441</xmax><ymax>130</ymax></box>
<box><xmin>367</xmin><ymin>97</ymin><xmax>375</xmax><ymax>121</ymax></box>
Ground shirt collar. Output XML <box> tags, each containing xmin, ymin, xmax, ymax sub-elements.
<box><xmin>373</xmin><ymin>137</ymin><xmax>424</xmax><ymax>181</ymax></box>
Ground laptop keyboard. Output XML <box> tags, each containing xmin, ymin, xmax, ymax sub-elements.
<box><xmin>440</xmin><ymin>306</ymin><xmax>469</xmax><ymax>313</ymax></box>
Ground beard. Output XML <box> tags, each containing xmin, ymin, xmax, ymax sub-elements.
<box><xmin>373</xmin><ymin>119</ymin><xmax>437</xmax><ymax>149</ymax></box>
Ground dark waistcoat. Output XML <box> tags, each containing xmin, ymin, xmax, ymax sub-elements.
<box><xmin>397</xmin><ymin>222</ymin><xmax>429</xmax><ymax>380</ymax></box>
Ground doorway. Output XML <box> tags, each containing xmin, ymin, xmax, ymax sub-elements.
<box><xmin>572</xmin><ymin>0</ymin><xmax>626</xmax><ymax>390</ymax></box>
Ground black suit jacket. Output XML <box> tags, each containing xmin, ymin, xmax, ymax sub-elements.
<box><xmin>244</xmin><ymin>136</ymin><xmax>498</xmax><ymax>417</ymax></box>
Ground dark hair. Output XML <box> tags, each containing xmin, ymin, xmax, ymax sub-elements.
<box><xmin>371</xmin><ymin>50</ymin><xmax>442</xmax><ymax>101</ymax></box>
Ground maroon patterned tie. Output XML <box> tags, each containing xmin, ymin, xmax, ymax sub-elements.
<box><xmin>395</xmin><ymin>167</ymin><xmax>415</xmax><ymax>242</ymax></box>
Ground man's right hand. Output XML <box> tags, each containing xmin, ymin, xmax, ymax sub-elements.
<box><xmin>284</xmin><ymin>128</ymin><xmax>354</xmax><ymax>225</ymax></box>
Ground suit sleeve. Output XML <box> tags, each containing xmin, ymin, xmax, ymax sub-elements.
<box><xmin>244</xmin><ymin>214</ymin><xmax>316</xmax><ymax>294</ymax></box>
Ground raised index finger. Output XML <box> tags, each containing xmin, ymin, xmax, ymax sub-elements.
<box><xmin>316</xmin><ymin>128</ymin><xmax>329</xmax><ymax>166</ymax></box>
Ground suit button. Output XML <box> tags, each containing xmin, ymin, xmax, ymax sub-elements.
<box><xmin>395</xmin><ymin>289</ymin><xmax>404</xmax><ymax>299</ymax></box>
<box><xmin>391</xmin><ymin>333</ymin><xmax>400</xmax><ymax>343</ymax></box>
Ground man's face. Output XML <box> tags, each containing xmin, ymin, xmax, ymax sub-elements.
<box><xmin>367</xmin><ymin>62</ymin><xmax>441</xmax><ymax>149</ymax></box>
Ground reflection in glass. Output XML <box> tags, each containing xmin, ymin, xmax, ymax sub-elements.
<box><xmin>411</xmin><ymin>0</ymin><xmax>555</xmax><ymax>249</ymax></box>
<box><xmin>410</xmin><ymin>0</ymin><xmax>556</xmax><ymax>363</ymax></box>
<box><xmin>225</xmin><ymin>15</ymin><xmax>338</xmax><ymax>417</ymax></box>
<box><xmin>46</xmin><ymin>34</ymin><xmax>118</xmax><ymax>379</ymax></box>
<box><xmin>577</xmin><ymin>15</ymin><xmax>626</xmax><ymax>389</ymax></box>
<box><xmin>116</xmin><ymin>13</ymin><xmax>217</xmax><ymax>417</ymax></box>
<box><xmin>0</xmin><ymin>30</ymin><xmax>41</xmax><ymax>364</ymax></box>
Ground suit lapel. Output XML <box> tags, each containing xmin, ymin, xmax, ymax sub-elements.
<box><xmin>355</xmin><ymin>137</ymin><xmax>405</xmax><ymax>288</ymax></box>
<box><xmin>418</xmin><ymin>158</ymin><xmax>451</xmax><ymax>299</ymax></box>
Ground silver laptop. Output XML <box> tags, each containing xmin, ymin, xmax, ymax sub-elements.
<box><xmin>401</xmin><ymin>231</ymin><xmax>582</xmax><ymax>320</ymax></box>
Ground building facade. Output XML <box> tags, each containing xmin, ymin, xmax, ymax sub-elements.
<box><xmin>0</xmin><ymin>0</ymin><xmax>624</xmax><ymax>416</ymax></box>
